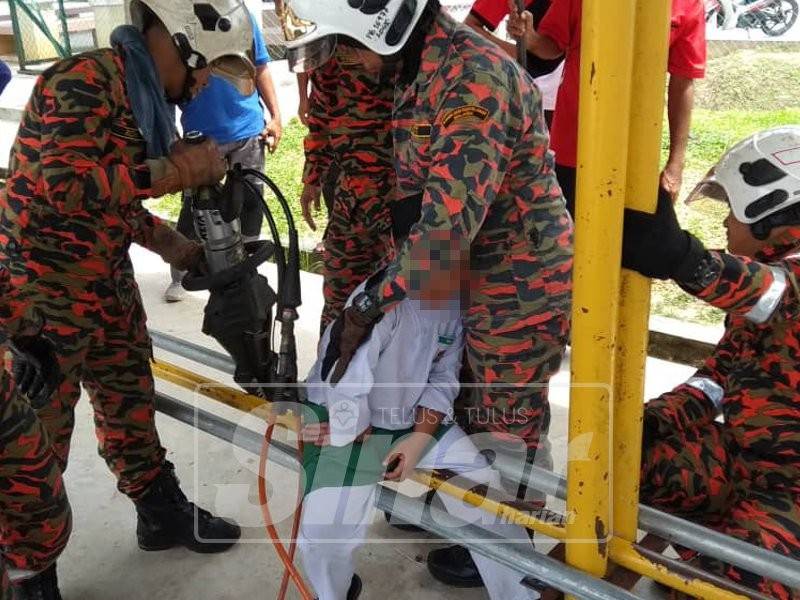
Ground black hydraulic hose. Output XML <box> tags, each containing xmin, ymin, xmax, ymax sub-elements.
<box><xmin>240</xmin><ymin>175</ymin><xmax>288</xmax><ymax>294</ymax></box>
<box><xmin>241</xmin><ymin>169</ymin><xmax>302</xmax><ymax>312</ymax></box>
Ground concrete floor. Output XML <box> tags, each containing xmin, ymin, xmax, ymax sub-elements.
<box><xmin>54</xmin><ymin>246</ymin><xmax>696</xmax><ymax>599</ymax></box>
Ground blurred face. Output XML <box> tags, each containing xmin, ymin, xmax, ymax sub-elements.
<box><xmin>336</xmin><ymin>44</ymin><xmax>385</xmax><ymax>75</ymax></box>
<box><xmin>724</xmin><ymin>210</ymin><xmax>764</xmax><ymax>257</ymax></box>
<box><xmin>144</xmin><ymin>21</ymin><xmax>211</xmax><ymax>102</ymax></box>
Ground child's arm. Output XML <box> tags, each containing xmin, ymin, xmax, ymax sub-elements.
<box><xmin>383</xmin><ymin>407</ymin><xmax>446</xmax><ymax>481</ymax></box>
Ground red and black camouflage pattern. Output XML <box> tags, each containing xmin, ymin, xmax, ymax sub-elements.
<box><xmin>0</xmin><ymin>368</ymin><xmax>71</xmax><ymax>577</ymax></box>
<box><xmin>0</xmin><ymin>50</ymin><xmax>168</xmax><ymax>564</ymax></box>
<box><xmin>375</xmin><ymin>12</ymin><xmax>573</xmax><ymax>452</ymax></box>
<box><xmin>641</xmin><ymin>231</ymin><xmax>800</xmax><ymax>599</ymax></box>
<box><xmin>304</xmin><ymin>51</ymin><xmax>397</xmax><ymax>331</ymax></box>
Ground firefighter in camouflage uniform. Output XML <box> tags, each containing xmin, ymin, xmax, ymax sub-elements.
<box><xmin>1</xmin><ymin>269</ymin><xmax>70</xmax><ymax>600</ymax></box>
<box><xmin>0</xmin><ymin>0</ymin><xmax>254</xmax><ymax>595</ymax></box>
<box><xmin>281</xmin><ymin>0</ymin><xmax>573</xmax><ymax>587</ymax></box>
<box><xmin>623</xmin><ymin>127</ymin><xmax>800</xmax><ymax>600</ymax></box>
<box><xmin>298</xmin><ymin>47</ymin><xmax>397</xmax><ymax>332</ymax></box>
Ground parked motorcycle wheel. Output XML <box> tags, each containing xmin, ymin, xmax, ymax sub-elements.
<box><xmin>759</xmin><ymin>0</ymin><xmax>798</xmax><ymax>36</ymax></box>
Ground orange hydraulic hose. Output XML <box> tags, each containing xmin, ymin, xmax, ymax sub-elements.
<box><xmin>258</xmin><ymin>419</ymin><xmax>315</xmax><ymax>600</ymax></box>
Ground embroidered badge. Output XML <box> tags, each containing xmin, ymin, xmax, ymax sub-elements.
<box><xmin>411</xmin><ymin>123</ymin><xmax>432</xmax><ymax>139</ymax></box>
<box><xmin>441</xmin><ymin>105</ymin><xmax>489</xmax><ymax>128</ymax></box>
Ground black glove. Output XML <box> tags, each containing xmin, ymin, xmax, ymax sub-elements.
<box><xmin>8</xmin><ymin>333</ymin><xmax>60</xmax><ymax>409</ymax></box>
<box><xmin>622</xmin><ymin>187</ymin><xmax>708</xmax><ymax>282</ymax></box>
<box><xmin>321</xmin><ymin>305</ymin><xmax>382</xmax><ymax>385</ymax></box>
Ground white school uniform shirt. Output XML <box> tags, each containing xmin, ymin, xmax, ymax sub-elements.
<box><xmin>306</xmin><ymin>281</ymin><xmax>464</xmax><ymax>447</ymax></box>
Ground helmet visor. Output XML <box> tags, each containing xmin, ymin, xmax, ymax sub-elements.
<box><xmin>286</xmin><ymin>36</ymin><xmax>336</xmax><ymax>73</ymax></box>
<box><xmin>277</xmin><ymin>1</ymin><xmax>317</xmax><ymax>42</ymax></box>
<box><xmin>686</xmin><ymin>166</ymin><xmax>730</xmax><ymax>205</ymax></box>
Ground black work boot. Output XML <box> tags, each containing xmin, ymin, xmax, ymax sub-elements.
<box><xmin>134</xmin><ymin>464</ymin><xmax>241</xmax><ymax>554</ymax></box>
<box><xmin>426</xmin><ymin>545</ymin><xmax>484</xmax><ymax>588</ymax></box>
<box><xmin>11</xmin><ymin>564</ymin><xmax>62</xmax><ymax>600</ymax></box>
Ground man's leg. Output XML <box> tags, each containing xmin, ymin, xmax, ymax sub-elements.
<box><xmin>0</xmin><ymin>371</ymin><xmax>70</xmax><ymax>597</ymax></box>
<box><xmin>463</xmin><ymin>316</ymin><xmax>565</xmax><ymax>462</ymax></box>
<box><xmin>708</xmin><ymin>488</ymin><xmax>800</xmax><ymax>599</ymax></box>
<box><xmin>164</xmin><ymin>191</ymin><xmax>196</xmax><ymax>302</ymax></box>
<box><xmin>320</xmin><ymin>173</ymin><xmax>393</xmax><ymax>332</ymax></box>
<box><xmin>298</xmin><ymin>484</ymin><xmax>374</xmax><ymax>600</ymax></box>
<box><xmin>80</xmin><ymin>300</ymin><xmax>240</xmax><ymax>552</ymax></box>
<box><xmin>641</xmin><ymin>419</ymin><xmax>800</xmax><ymax>597</ymax></box>
<box><xmin>420</xmin><ymin>426</ymin><xmax>539</xmax><ymax>600</ymax></box>
<box><xmin>223</xmin><ymin>137</ymin><xmax>266</xmax><ymax>243</ymax></box>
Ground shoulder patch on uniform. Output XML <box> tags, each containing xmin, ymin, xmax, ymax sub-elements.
<box><xmin>441</xmin><ymin>105</ymin><xmax>489</xmax><ymax>128</ymax></box>
<box><xmin>411</xmin><ymin>123</ymin><xmax>432</xmax><ymax>139</ymax></box>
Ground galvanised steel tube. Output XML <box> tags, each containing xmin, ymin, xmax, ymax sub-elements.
<box><xmin>150</xmin><ymin>329</ymin><xmax>236</xmax><ymax>375</ymax></box>
<box><xmin>151</xmin><ymin>336</ymin><xmax>800</xmax><ymax>589</ymax></box>
<box><xmin>495</xmin><ymin>456</ymin><xmax>800</xmax><ymax>590</ymax></box>
<box><xmin>376</xmin><ymin>487</ymin><xmax>640</xmax><ymax>600</ymax></box>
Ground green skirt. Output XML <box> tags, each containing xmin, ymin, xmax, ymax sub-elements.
<box><xmin>301</xmin><ymin>402</ymin><xmax>450</xmax><ymax>496</ymax></box>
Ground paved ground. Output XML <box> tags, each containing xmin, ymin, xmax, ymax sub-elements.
<box><xmin>47</xmin><ymin>246</ymin><xmax>696</xmax><ymax>599</ymax></box>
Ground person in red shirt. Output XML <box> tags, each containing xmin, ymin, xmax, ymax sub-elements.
<box><xmin>464</xmin><ymin>0</ymin><xmax>564</xmax><ymax>128</ymax></box>
<box><xmin>508</xmin><ymin>0</ymin><xmax>706</xmax><ymax>212</ymax></box>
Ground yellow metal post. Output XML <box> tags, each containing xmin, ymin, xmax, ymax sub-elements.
<box><xmin>566</xmin><ymin>0</ymin><xmax>637</xmax><ymax>580</ymax></box>
<box><xmin>612</xmin><ymin>0</ymin><xmax>671</xmax><ymax>543</ymax></box>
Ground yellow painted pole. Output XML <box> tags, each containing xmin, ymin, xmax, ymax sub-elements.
<box><xmin>609</xmin><ymin>539</ymin><xmax>749</xmax><ymax>600</ymax></box>
<box><xmin>566</xmin><ymin>0</ymin><xmax>637</xmax><ymax>581</ymax></box>
<box><xmin>612</xmin><ymin>0</ymin><xmax>671</xmax><ymax>543</ymax></box>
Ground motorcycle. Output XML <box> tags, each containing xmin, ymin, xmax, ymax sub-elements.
<box><xmin>705</xmin><ymin>0</ymin><xmax>798</xmax><ymax>36</ymax></box>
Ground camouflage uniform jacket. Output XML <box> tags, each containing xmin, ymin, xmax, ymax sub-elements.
<box><xmin>0</xmin><ymin>49</ymin><xmax>162</xmax><ymax>324</ymax></box>
<box><xmin>648</xmin><ymin>232</ymin><xmax>800</xmax><ymax>493</ymax></box>
<box><xmin>302</xmin><ymin>53</ymin><xmax>395</xmax><ymax>187</ymax></box>
<box><xmin>376</xmin><ymin>11</ymin><xmax>573</xmax><ymax>331</ymax></box>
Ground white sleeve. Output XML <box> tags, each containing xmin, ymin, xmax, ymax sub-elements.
<box><xmin>416</xmin><ymin>322</ymin><xmax>463</xmax><ymax>421</ymax></box>
<box><xmin>315</xmin><ymin>310</ymin><xmax>398</xmax><ymax>446</ymax></box>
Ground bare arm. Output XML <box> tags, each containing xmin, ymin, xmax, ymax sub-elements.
<box><xmin>464</xmin><ymin>12</ymin><xmax>517</xmax><ymax>57</ymax></box>
<box><xmin>256</xmin><ymin>64</ymin><xmax>282</xmax><ymax>152</ymax></box>
<box><xmin>661</xmin><ymin>75</ymin><xmax>695</xmax><ymax>199</ymax></box>
<box><xmin>296</xmin><ymin>72</ymin><xmax>310</xmax><ymax>126</ymax></box>
<box><xmin>506</xmin><ymin>8</ymin><xmax>563</xmax><ymax>60</ymax></box>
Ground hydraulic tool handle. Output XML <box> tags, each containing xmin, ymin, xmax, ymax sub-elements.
<box><xmin>515</xmin><ymin>0</ymin><xmax>528</xmax><ymax>70</ymax></box>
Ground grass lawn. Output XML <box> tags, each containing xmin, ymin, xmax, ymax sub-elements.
<box><xmin>147</xmin><ymin>45</ymin><xmax>800</xmax><ymax>327</ymax></box>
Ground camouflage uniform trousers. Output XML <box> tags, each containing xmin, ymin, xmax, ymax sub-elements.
<box><xmin>456</xmin><ymin>309</ymin><xmax>568</xmax><ymax>501</ymax></box>
<box><xmin>3</xmin><ymin>277</ymin><xmax>166</xmax><ymax>514</ymax></box>
<box><xmin>320</xmin><ymin>171</ymin><xmax>394</xmax><ymax>332</ymax></box>
<box><xmin>0</xmin><ymin>368</ymin><xmax>71</xmax><ymax>579</ymax></box>
<box><xmin>641</xmin><ymin>420</ymin><xmax>800</xmax><ymax>599</ymax></box>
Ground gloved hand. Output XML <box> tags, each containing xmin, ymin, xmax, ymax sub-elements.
<box><xmin>321</xmin><ymin>306</ymin><xmax>383</xmax><ymax>385</ymax></box>
<box><xmin>149</xmin><ymin>138</ymin><xmax>227</xmax><ymax>196</ymax></box>
<box><xmin>8</xmin><ymin>333</ymin><xmax>60</xmax><ymax>409</ymax></box>
<box><xmin>145</xmin><ymin>223</ymin><xmax>207</xmax><ymax>272</ymax></box>
<box><xmin>622</xmin><ymin>187</ymin><xmax>706</xmax><ymax>280</ymax></box>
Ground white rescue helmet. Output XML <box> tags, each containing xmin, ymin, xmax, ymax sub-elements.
<box><xmin>276</xmin><ymin>0</ymin><xmax>429</xmax><ymax>72</ymax></box>
<box><xmin>687</xmin><ymin>126</ymin><xmax>800</xmax><ymax>226</ymax></box>
<box><xmin>127</xmin><ymin>0</ymin><xmax>254</xmax><ymax>71</ymax></box>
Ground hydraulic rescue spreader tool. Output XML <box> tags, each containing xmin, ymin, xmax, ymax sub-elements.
<box><xmin>181</xmin><ymin>131</ymin><xmax>302</xmax><ymax>404</ymax></box>
<box><xmin>179</xmin><ymin>132</ymin><xmax>314</xmax><ymax>599</ymax></box>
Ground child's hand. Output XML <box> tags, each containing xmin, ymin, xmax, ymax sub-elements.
<box><xmin>383</xmin><ymin>435</ymin><xmax>430</xmax><ymax>482</ymax></box>
<box><xmin>300</xmin><ymin>421</ymin><xmax>330</xmax><ymax>446</ymax></box>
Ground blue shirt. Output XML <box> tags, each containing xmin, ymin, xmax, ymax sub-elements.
<box><xmin>181</xmin><ymin>10</ymin><xmax>270</xmax><ymax>145</ymax></box>
<box><xmin>0</xmin><ymin>60</ymin><xmax>11</xmax><ymax>95</ymax></box>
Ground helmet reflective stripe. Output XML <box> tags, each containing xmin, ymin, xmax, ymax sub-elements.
<box><xmin>127</xmin><ymin>0</ymin><xmax>254</xmax><ymax>69</ymax></box>
<box><xmin>278</xmin><ymin>0</ymin><xmax>427</xmax><ymax>67</ymax></box>
<box><xmin>686</xmin><ymin>126</ymin><xmax>800</xmax><ymax>226</ymax></box>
